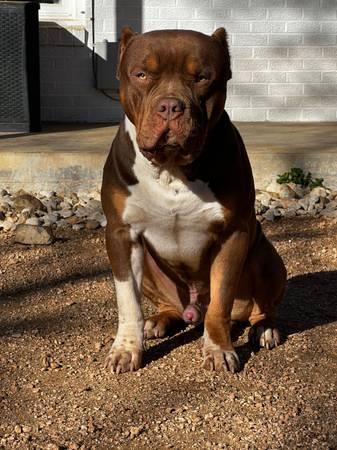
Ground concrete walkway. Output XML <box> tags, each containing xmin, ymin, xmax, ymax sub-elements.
<box><xmin>1</xmin><ymin>122</ymin><xmax>336</xmax><ymax>192</ymax></box>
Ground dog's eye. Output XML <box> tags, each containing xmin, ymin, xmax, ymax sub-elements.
<box><xmin>195</xmin><ymin>74</ymin><xmax>209</xmax><ymax>83</ymax></box>
<box><xmin>136</xmin><ymin>72</ymin><xmax>147</xmax><ymax>80</ymax></box>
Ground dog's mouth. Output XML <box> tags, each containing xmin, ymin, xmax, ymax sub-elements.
<box><xmin>139</xmin><ymin>143</ymin><xmax>195</xmax><ymax>166</ymax></box>
<box><xmin>140</xmin><ymin>142</ymin><xmax>202</xmax><ymax>166</ymax></box>
<box><xmin>138</xmin><ymin>127</ymin><xmax>205</xmax><ymax>166</ymax></box>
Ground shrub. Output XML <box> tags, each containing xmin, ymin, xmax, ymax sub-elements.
<box><xmin>277</xmin><ymin>168</ymin><xmax>324</xmax><ymax>190</ymax></box>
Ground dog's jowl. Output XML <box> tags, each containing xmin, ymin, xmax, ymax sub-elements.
<box><xmin>101</xmin><ymin>27</ymin><xmax>287</xmax><ymax>374</ymax></box>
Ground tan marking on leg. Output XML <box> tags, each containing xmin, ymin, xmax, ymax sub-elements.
<box><xmin>111</xmin><ymin>188</ymin><xmax>127</xmax><ymax>217</ymax></box>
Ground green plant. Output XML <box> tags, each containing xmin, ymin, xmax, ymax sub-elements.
<box><xmin>277</xmin><ymin>168</ymin><xmax>324</xmax><ymax>190</ymax></box>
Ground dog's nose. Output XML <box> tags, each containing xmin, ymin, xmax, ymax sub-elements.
<box><xmin>156</xmin><ymin>98</ymin><xmax>185</xmax><ymax>120</ymax></box>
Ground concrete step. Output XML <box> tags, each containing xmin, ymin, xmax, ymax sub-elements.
<box><xmin>1</xmin><ymin>122</ymin><xmax>336</xmax><ymax>193</ymax></box>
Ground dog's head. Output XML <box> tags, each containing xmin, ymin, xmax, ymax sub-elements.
<box><xmin>117</xmin><ymin>27</ymin><xmax>231</xmax><ymax>166</ymax></box>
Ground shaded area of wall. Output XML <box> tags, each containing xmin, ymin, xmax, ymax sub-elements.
<box><xmin>38</xmin><ymin>0</ymin><xmax>143</xmax><ymax>123</ymax></box>
<box><xmin>39</xmin><ymin>24</ymin><xmax>122</xmax><ymax>123</ymax></box>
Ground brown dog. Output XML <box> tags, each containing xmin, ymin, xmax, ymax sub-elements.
<box><xmin>101</xmin><ymin>27</ymin><xmax>287</xmax><ymax>374</ymax></box>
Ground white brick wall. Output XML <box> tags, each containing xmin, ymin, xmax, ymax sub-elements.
<box><xmin>39</xmin><ymin>0</ymin><xmax>337</xmax><ymax>122</ymax></box>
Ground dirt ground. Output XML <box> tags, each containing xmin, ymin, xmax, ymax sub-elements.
<box><xmin>1</xmin><ymin>217</ymin><xmax>337</xmax><ymax>450</ymax></box>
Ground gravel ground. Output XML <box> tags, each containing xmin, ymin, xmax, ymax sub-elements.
<box><xmin>1</xmin><ymin>217</ymin><xmax>337</xmax><ymax>450</ymax></box>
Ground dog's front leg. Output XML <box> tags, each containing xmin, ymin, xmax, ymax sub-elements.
<box><xmin>203</xmin><ymin>230</ymin><xmax>249</xmax><ymax>373</ymax></box>
<box><xmin>105</xmin><ymin>223</ymin><xmax>144</xmax><ymax>374</ymax></box>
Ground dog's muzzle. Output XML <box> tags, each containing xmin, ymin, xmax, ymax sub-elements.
<box><xmin>137</xmin><ymin>97</ymin><xmax>205</xmax><ymax>165</ymax></box>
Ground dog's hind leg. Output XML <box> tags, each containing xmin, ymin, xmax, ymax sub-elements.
<box><xmin>144</xmin><ymin>307</ymin><xmax>185</xmax><ymax>339</ymax></box>
<box><xmin>248</xmin><ymin>233</ymin><xmax>287</xmax><ymax>350</ymax></box>
<box><xmin>142</xmin><ymin>247</ymin><xmax>187</xmax><ymax>339</ymax></box>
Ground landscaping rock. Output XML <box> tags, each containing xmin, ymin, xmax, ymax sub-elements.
<box><xmin>279</xmin><ymin>198</ymin><xmax>299</xmax><ymax>210</ymax></box>
<box><xmin>85</xmin><ymin>220</ymin><xmax>100</xmax><ymax>230</ymax></box>
<box><xmin>1</xmin><ymin>220</ymin><xmax>16</xmax><ymax>231</ymax></box>
<box><xmin>256</xmin><ymin>192</ymin><xmax>272</xmax><ymax>207</ymax></box>
<box><xmin>266</xmin><ymin>179</ymin><xmax>280</xmax><ymax>195</ymax></box>
<box><xmin>39</xmin><ymin>190</ymin><xmax>56</xmax><ymax>199</ymax></box>
<box><xmin>17</xmin><ymin>210</ymin><xmax>31</xmax><ymax>225</ymax></box>
<box><xmin>25</xmin><ymin>217</ymin><xmax>41</xmax><ymax>226</ymax></box>
<box><xmin>287</xmin><ymin>182</ymin><xmax>308</xmax><ymax>198</ymax></box>
<box><xmin>72</xmin><ymin>224</ymin><xmax>84</xmax><ymax>231</ymax></box>
<box><xmin>59</xmin><ymin>209</ymin><xmax>74</xmax><ymax>219</ymax></box>
<box><xmin>266</xmin><ymin>180</ymin><xmax>296</xmax><ymax>198</ymax></box>
<box><xmin>283</xmin><ymin>208</ymin><xmax>297</xmax><ymax>218</ymax></box>
<box><xmin>13</xmin><ymin>194</ymin><xmax>46</xmax><ymax>212</ymax></box>
<box><xmin>100</xmin><ymin>217</ymin><xmax>107</xmax><ymax>227</ymax></box>
<box><xmin>322</xmin><ymin>200</ymin><xmax>337</xmax><ymax>212</ymax></box>
<box><xmin>320</xmin><ymin>208</ymin><xmax>337</xmax><ymax>218</ymax></box>
<box><xmin>255</xmin><ymin>200</ymin><xmax>268</xmax><ymax>215</ymax></box>
<box><xmin>41</xmin><ymin>213</ymin><xmax>59</xmax><ymax>226</ymax></box>
<box><xmin>43</xmin><ymin>198</ymin><xmax>59</xmax><ymax>213</ymax></box>
<box><xmin>86</xmin><ymin>199</ymin><xmax>101</xmax><ymax>210</ymax></box>
<box><xmin>74</xmin><ymin>206</ymin><xmax>89</xmax><ymax>218</ymax></box>
<box><xmin>14</xmin><ymin>225</ymin><xmax>54</xmax><ymax>245</ymax></box>
<box><xmin>263</xmin><ymin>208</ymin><xmax>279</xmax><ymax>222</ymax></box>
<box><xmin>310</xmin><ymin>186</ymin><xmax>328</xmax><ymax>198</ymax></box>
<box><xmin>298</xmin><ymin>197</ymin><xmax>310</xmax><ymax>211</ymax></box>
<box><xmin>66</xmin><ymin>216</ymin><xmax>83</xmax><ymax>226</ymax></box>
<box><xmin>277</xmin><ymin>184</ymin><xmax>296</xmax><ymax>199</ymax></box>
<box><xmin>0</xmin><ymin>181</ymin><xmax>336</xmax><ymax>235</ymax></box>
<box><xmin>88</xmin><ymin>211</ymin><xmax>106</xmax><ymax>223</ymax></box>
<box><xmin>0</xmin><ymin>201</ymin><xmax>11</xmax><ymax>213</ymax></box>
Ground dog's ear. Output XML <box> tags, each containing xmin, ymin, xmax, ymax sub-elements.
<box><xmin>117</xmin><ymin>26</ymin><xmax>137</xmax><ymax>80</ymax></box>
<box><xmin>212</xmin><ymin>28</ymin><xmax>232</xmax><ymax>81</ymax></box>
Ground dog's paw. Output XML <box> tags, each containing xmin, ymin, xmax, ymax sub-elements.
<box><xmin>202</xmin><ymin>348</ymin><xmax>240</xmax><ymax>373</ymax></box>
<box><xmin>105</xmin><ymin>344</ymin><xmax>143</xmax><ymax>374</ymax></box>
<box><xmin>144</xmin><ymin>312</ymin><xmax>183</xmax><ymax>339</ymax></box>
<box><xmin>144</xmin><ymin>316</ymin><xmax>167</xmax><ymax>339</ymax></box>
<box><xmin>249</xmin><ymin>325</ymin><xmax>281</xmax><ymax>350</ymax></box>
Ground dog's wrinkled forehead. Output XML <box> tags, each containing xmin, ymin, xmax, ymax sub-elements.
<box><xmin>118</xmin><ymin>29</ymin><xmax>231</xmax><ymax>82</ymax></box>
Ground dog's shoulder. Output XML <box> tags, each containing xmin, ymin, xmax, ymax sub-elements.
<box><xmin>183</xmin><ymin>112</ymin><xmax>255</xmax><ymax>217</ymax></box>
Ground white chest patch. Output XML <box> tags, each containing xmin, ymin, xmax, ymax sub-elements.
<box><xmin>123</xmin><ymin>117</ymin><xmax>224</xmax><ymax>271</ymax></box>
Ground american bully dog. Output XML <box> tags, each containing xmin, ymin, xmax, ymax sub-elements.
<box><xmin>101</xmin><ymin>27</ymin><xmax>287</xmax><ymax>374</ymax></box>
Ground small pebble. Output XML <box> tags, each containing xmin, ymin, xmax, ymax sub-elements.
<box><xmin>94</xmin><ymin>342</ymin><xmax>102</xmax><ymax>352</ymax></box>
<box><xmin>14</xmin><ymin>425</ymin><xmax>22</xmax><ymax>434</ymax></box>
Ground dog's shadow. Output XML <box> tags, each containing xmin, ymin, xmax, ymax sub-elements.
<box><xmin>278</xmin><ymin>270</ymin><xmax>337</xmax><ymax>333</ymax></box>
<box><xmin>144</xmin><ymin>270</ymin><xmax>337</xmax><ymax>369</ymax></box>
<box><xmin>143</xmin><ymin>323</ymin><xmax>204</xmax><ymax>367</ymax></box>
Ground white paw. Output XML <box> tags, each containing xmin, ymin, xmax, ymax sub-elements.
<box><xmin>249</xmin><ymin>325</ymin><xmax>281</xmax><ymax>350</ymax></box>
<box><xmin>105</xmin><ymin>343</ymin><xmax>143</xmax><ymax>374</ymax></box>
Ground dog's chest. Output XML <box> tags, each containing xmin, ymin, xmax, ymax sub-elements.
<box><xmin>123</xmin><ymin>161</ymin><xmax>224</xmax><ymax>271</ymax></box>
